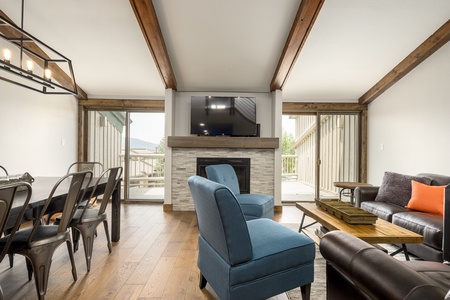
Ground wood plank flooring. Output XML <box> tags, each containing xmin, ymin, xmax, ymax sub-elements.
<box><xmin>0</xmin><ymin>203</ymin><xmax>306</xmax><ymax>300</ymax></box>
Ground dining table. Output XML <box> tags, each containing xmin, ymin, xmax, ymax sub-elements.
<box><xmin>6</xmin><ymin>176</ymin><xmax>122</xmax><ymax>242</ymax></box>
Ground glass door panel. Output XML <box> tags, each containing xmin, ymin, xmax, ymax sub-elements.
<box><xmin>127</xmin><ymin>112</ymin><xmax>165</xmax><ymax>201</ymax></box>
<box><xmin>318</xmin><ymin>113</ymin><xmax>359</xmax><ymax>200</ymax></box>
<box><xmin>282</xmin><ymin>115</ymin><xmax>316</xmax><ymax>202</ymax></box>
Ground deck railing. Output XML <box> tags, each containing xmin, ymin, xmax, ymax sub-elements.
<box><xmin>119</xmin><ymin>153</ymin><xmax>165</xmax><ymax>187</ymax></box>
<box><xmin>282</xmin><ymin>155</ymin><xmax>298</xmax><ymax>180</ymax></box>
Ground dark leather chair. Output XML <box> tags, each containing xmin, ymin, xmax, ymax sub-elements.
<box><xmin>320</xmin><ymin>231</ymin><xmax>450</xmax><ymax>300</ymax></box>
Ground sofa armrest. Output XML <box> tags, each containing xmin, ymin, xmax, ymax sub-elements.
<box><xmin>320</xmin><ymin>231</ymin><xmax>447</xmax><ymax>300</ymax></box>
<box><xmin>354</xmin><ymin>186</ymin><xmax>380</xmax><ymax>208</ymax></box>
<box><xmin>444</xmin><ymin>185</ymin><xmax>450</xmax><ymax>262</ymax></box>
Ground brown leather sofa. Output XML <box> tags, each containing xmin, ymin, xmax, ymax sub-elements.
<box><xmin>355</xmin><ymin>173</ymin><xmax>450</xmax><ymax>262</ymax></box>
<box><xmin>320</xmin><ymin>231</ymin><xmax>450</xmax><ymax>300</ymax></box>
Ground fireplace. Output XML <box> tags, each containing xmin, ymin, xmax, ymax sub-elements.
<box><xmin>196</xmin><ymin>157</ymin><xmax>251</xmax><ymax>194</ymax></box>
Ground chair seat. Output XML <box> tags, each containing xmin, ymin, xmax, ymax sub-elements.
<box><xmin>70</xmin><ymin>208</ymin><xmax>106</xmax><ymax>224</ymax></box>
<box><xmin>0</xmin><ymin>226</ymin><xmax>63</xmax><ymax>247</ymax></box>
<box><xmin>230</xmin><ymin>218</ymin><xmax>315</xmax><ymax>285</ymax></box>
<box><xmin>236</xmin><ymin>194</ymin><xmax>274</xmax><ymax>220</ymax></box>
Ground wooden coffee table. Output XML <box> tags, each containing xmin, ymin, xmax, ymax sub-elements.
<box><xmin>296</xmin><ymin>202</ymin><xmax>424</xmax><ymax>260</ymax></box>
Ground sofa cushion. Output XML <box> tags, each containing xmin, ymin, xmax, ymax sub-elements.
<box><xmin>404</xmin><ymin>261</ymin><xmax>450</xmax><ymax>292</ymax></box>
<box><xmin>375</xmin><ymin>172</ymin><xmax>432</xmax><ymax>207</ymax></box>
<box><xmin>393</xmin><ymin>211</ymin><xmax>443</xmax><ymax>250</ymax></box>
<box><xmin>361</xmin><ymin>201</ymin><xmax>409</xmax><ymax>222</ymax></box>
<box><xmin>406</xmin><ymin>180</ymin><xmax>446</xmax><ymax>215</ymax></box>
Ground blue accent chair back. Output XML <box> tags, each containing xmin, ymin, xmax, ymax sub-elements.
<box><xmin>205</xmin><ymin>164</ymin><xmax>274</xmax><ymax>220</ymax></box>
<box><xmin>188</xmin><ymin>175</ymin><xmax>315</xmax><ymax>300</ymax></box>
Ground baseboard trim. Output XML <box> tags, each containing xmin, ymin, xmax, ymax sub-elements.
<box><xmin>163</xmin><ymin>204</ymin><xmax>173</xmax><ymax>212</ymax></box>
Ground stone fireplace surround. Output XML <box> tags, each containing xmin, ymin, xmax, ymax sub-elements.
<box><xmin>168</xmin><ymin>136</ymin><xmax>278</xmax><ymax>211</ymax></box>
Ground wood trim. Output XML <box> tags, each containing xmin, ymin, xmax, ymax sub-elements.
<box><xmin>359</xmin><ymin>19</ymin><xmax>450</xmax><ymax>105</ymax></box>
<box><xmin>274</xmin><ymin>205</ymin><xmax>283</xmax><ymax>214</ymax></box>
<box><xmin>78</xmin><ymin>99</ymin><xmax>165</xmax><ymax>111</ymax></box>
<box><xmin>163</xmin><ymin>204</ymin><xmax>173</xmax><ymax>212</ymax></box>
<box><xmin>270</xmin><ymin>0</ymin><xmax>324</xmax><ymax>91</ymax></box>
<box><xmin>0</xmin><ymin>10</ymin><xmax>87</xmax><ymax>100</ymax></box>
<box><xmin>283</xmin><ymin>102</ymin><xmax>368</xmax><ymax>114</ymax></box>
<box><xmin>360</xmin><ymin>109</ymin><xmax>368</xmax><ymax>183</ymax></box>
<box><xmin>167</xmin><ymin>136</ymin><xmax>279</xmax><ymax>149</ymax></box>
<box><xmin>129</xmin><ymin>0</ymin><xmax>177</xmax><ymax>90</ymax></box>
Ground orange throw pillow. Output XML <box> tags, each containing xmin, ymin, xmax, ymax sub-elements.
<box><xmin>405</xmin><ymin>180</ymin><xmax>446</xmax><ymax>215</ymax></box>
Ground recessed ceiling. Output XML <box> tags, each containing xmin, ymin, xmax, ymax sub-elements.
<box><xmin>1</xmin><ymin>0</ymin><xmax>449</xmax><ymax>101</ymax></box>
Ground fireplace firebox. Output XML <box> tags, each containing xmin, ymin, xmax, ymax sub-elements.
<box><xmin>196</xmin><ymin>157</ymin><xmax>250</xmax><ymax>194</ymax></box>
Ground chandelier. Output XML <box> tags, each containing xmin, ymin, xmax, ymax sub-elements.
<box><xmin>0</xmin><ymin>1</ymin><xmax>77</xmax><ymax>95</ymax></box>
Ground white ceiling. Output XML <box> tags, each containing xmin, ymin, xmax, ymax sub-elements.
<box><xmin>1</xmin><ymin>0</ymin><xmax>450</xmax><ymax>101</ymax></box>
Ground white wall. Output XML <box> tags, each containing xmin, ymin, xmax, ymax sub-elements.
<box><xmin>173</xmin><ymin>91</ymin><xmax>274</xmax><ymax>137</ymax></box>
<box><xmin>367</xmin><ymin>42</ymin><xmax>450</xmax><ymax>185</ymax></box>
<box><xmin>0</xmin><ymin>83</ymin><xmax>78</xmax><ymax>176</ymax></box>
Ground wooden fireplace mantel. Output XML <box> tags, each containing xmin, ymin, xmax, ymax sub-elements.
<box><xmin>167</xmin><ymin>136</ymin><xmax>279</xmax><ymax>149</ymax></box>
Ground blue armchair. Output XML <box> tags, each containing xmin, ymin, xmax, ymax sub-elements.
<box><xmin>205</xmin><ymin>164</ymin><xmax>274</xmax><ymax>220</ymax></box>
<box><xmin>188</xmin><ymin>175</ymin><xmax>315</xmax><ymax>300</ymax></box>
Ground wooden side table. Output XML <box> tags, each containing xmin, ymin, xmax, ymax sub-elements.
<box><xmin>333</xmin><ymin>182</ymin><xmax>372</xmax><ymax>205</ymax></box>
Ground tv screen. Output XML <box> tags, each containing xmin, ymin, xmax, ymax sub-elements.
<box><xmin>190</xmin><ymin>96</ymin><xmax>257</xmax><ymax>136</ymax></box>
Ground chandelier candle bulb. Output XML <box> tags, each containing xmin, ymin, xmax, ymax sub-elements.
<box><xmin>2</xmin><ymin>48</ymin><xmax>11</xmax><ymax>63</ymax></box>
<box><xmin>44</xmin><ymin>69</ymin><xmax>52</xmax><ymax>80</ymax></box>
<box><xmin>26</xmin><ymin>60</ymin><xmax>34</xmax><ymax>73</ymax></box>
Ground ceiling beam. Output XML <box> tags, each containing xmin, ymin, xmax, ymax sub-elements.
<box><xmin>270</xmin><ymin>0</ymin><xmax>324</xmax><ymax>92</ymax></box>
<box><xmin>359</xmin><ymin>19</ymin><xmax>450</xmax><ymax>105</ymax></box>
<box><xmin>129</xmin><ymin>0</ymin><xmax>177</xmax><ymax>90</ymax></box>
<box><xmin>0</xmin><ymin>10</ymin><xmax>87</xmax><ymax>100</ymax></box>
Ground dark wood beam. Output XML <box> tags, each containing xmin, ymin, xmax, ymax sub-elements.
<box><xmin>78</xmin><ymin>98</ymin><xmax>165</xmax><ymax>111</ymax></box>
<box><xmin>270</xmin><ymin>0</ymin><xmax>324</xmax><ymax>91</ymax></box>
<box><xmin>359</xmin><ymin>19</ymin><xmax>450</xmax><ymax>105</ymax></box>
<box><xmin>283</xmin><ymin>102</ymin><xmax>367</xmax><ymax>114</ymax></box>
<box><xmin>0</xmin><ymin>10</ymin><xmax>87</xmax><ymax>100</ymax></box>
<box><xmin>129</xmin><ymin>0</ymin><xmax>177</xmax><ymax>90</ymax></box>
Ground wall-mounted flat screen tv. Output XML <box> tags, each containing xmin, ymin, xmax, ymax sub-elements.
<box><xmin>190</xmin><ymin>96</ymin><xmax>257</xmax><ymax>136</ymax></box>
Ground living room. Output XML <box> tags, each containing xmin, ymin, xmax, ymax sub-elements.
<box><xmin>1</xmin><ymin>0</ymin><xmax>450</xmax><ymax>299</ymax></box>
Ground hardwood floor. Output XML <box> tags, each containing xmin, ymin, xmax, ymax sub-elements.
<box><xmin>0</xmin><ymin>203</ymin><xmax>305</xmax><ymax>300</ymax></box>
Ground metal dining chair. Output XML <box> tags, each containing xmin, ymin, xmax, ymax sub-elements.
<box><xmin>0</xmin><ymin>182</ymin><xmax>32</xmax><ymax>300</ymax></box>
<box><xmin>0</xmin><ymin>171</ymin><xmax>92</xmax><ymax>300</ymax></box>
<box><xmin>45</xmin><ymin>162</ymin><xmax>103</xmax><ymax>225</ymax></box>
<box><xmin>56</xmin><ymin>167</ymin><xmax>123</xmax><ymax>272</ymax></box>
<box><xmin>0</xmin><ymin>166</ymin><xmax>8</xmax><ymax>176</ymax></box>
<box><xmin>67</xmin><ymin>161</ymin><xmax>104</xmax><ymax>177</ymax></box>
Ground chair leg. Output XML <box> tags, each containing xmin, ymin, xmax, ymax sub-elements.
<box><xmin>25</xmin><ymin>257</ymin><xmax>33</xmax><ymax>281</ymax></box>
<box><xmin>8</xmin><ymin>253</ymin><xmax>14</xmax><ymax>268</ymax></box>
<box><xmin>25</xmin><ymin>243</ymin><xmax>63</xmax><ymax>300</ymax></box>
<box><xmin>103</xmin><ymin>220</ymin><xmax>112</xmax><ymax>253</ymax></box>
<box><xmin>199</xmin><ymin>272</ymin><xmax>207</xmax><ymax>289</ymax></box>
<box><xmin>300</xmin><ymin>283</ymin><xmax>311</xmax><ymax>300</ymax></box>
<box><xmin>66</xmin><ymin>240</ymin><xmax>78</xmax><ymax>281</ymax></box>
<box><xmin>71</xmin><ymin>227</ymin><xmax>80</xmax><ymax>253</ymax></box>
<box><xmin>76</xmin><ymin>223</ymin><xmax>98</xmax><ymax>272</ymax></box>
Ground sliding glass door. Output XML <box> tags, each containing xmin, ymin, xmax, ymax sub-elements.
<box><xmin>86</xmin><ymin>110</ymin><xmax>164</xmax><ymax>201</ymax></box>
<box><xmin>282</xmin><ymin>112</ymin><xmax>360</xmax><ymax>202</ymax></box>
